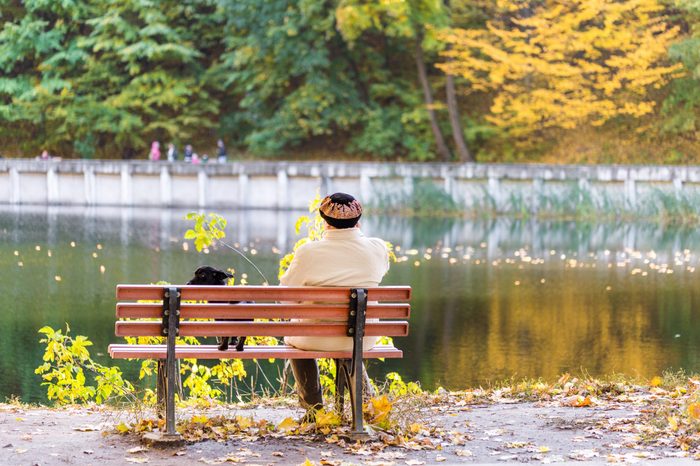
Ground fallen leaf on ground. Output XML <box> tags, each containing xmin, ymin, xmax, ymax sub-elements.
<box><xmin>688</xmin><ymin>403</ymin><xmax>700</xmax><ymax>420</ymax></box>
<box><xmin>277</xmin><ymin>417</ymin><xmax>299</xmax><ymax>432</ymax></box>
<box><xmin>116</xmin><ymin>422</ymin><xmax>130</xmax><ymax>433</ymax></box>
<box><xmin>565</xmin><ymin>395</ymin><xmax>593</xmax><ymax>407</ymax></box>
<box><xmin>125</xmin><ymin>458</ymin><xmax>149</xmax><ymax>464</ymax></box>
<box><xmin>199</xmin><ymin>458</ymin><xmax>225</xmax><ymax>465</ymax></box>
<box><xmin>128</xmin><ymin>446</ymin><xmax>149</xmax><ymax>454</ymax></box>
<box><xmin>74</xmin><ymin>425</ymin><xmax>99</xmax><ymax>431</ymax></box>
<box><xmin>569</xmin><ymin>449</ymin><xmax>599</xmax><ymax>460</ymax></box>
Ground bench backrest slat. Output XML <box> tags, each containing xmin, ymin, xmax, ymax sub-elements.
<box><xmin>115</xmin><ymin>284</ymin><xmax>411</xmax><ymax>340</ymax></box>
<box><xmin>116</xmin><ymin>285</ymin><xmax>411</xmax><ymax>302</ymax></box>
<box><xmin>116</xmin><ymin>303</ymin><xmax>411</xmax><ymax>320</ymax></box>
<box><xmin>115</xmin><ymin>321</ymin><xmax>409</xmax><ymax>337</ymax></box>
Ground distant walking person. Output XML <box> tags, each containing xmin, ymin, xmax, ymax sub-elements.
<box><xmin>216</xmin><ymin>139</ymin><xmax>227</xmax><ymax>163</ymax></box>
<box><xmin>166</xmin><ymin>143</ymin><xmax>177</xmax><ymax>162</ymax></box>
<box><xmin>149</xmin><ymin>141</ymin><xmax>161</xmax><ymax>161</ymax></box>
<box><xmin>183</xmin><ymin>144</ymin><xmax>193</xmax><ymax>163</ymax></box>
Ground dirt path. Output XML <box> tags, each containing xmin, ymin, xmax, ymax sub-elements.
<box><xmin>0</xmin><ymin>400</ymin><xmax>695</xmax><ymax>465</ymax></box>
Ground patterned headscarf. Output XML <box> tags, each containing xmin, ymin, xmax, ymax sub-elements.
<box><xmin>319</xmin><ymin>192</ymin><xmax>362</xmax><ymax>229</ymax></box>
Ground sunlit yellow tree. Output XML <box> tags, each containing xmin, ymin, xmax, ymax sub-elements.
<box><xmin>438</xmin><ymin>0</ymin><xmax>683</xmax><ymax>139</ymax></box>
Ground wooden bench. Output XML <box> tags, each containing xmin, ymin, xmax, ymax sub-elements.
<box><xmin>108</xmin><ymin>285</ymin><xmax>411</xmax><ymax>440</ymax></box>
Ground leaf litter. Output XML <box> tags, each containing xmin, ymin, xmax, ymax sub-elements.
<box><xmin>8</xmin><ymin>373</ymin><xmax>700</xmax><ymax>464</ymax></box>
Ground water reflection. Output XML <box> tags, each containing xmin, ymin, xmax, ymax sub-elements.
<box><xmin>1</xmin><ymin>205</ymin><xmax>700</xmax><ymax>402</ymax></box>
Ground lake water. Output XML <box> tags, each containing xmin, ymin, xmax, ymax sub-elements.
<box><xmin>2</xmin><ymin>205</ymin><xmax>700</xmax><ymax>403</ymax></box>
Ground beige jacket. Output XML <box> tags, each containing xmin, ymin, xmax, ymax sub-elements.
<box><xmin>279</xmin><ymin>227</ymin><xmax>390</xmax><ymax>351</ymax></box>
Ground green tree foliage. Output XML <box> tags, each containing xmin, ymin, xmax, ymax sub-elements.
<box><xmin>217</xmin><ymin>0</ymin><xmax>366</xmax><ymax>155</ymax></box>
<box><xmin>1</xmin><ymin>0</ymin><xmax>464</xmax><ymax>160</ymax></box>
<box><xmin>0</xmin><ymin>0</ymin><xmax>224</xmax><ymax>158</ymax></box>
<box><xmin>335</xmin><ymin>0</ymin><xmax>450</xmax><ymax>160</ymax></box>
<box><xmin>663</xmin><ymin>0</ymin><xmax>700</xmax><ymax>138</ymax></box>
<box><xmin>0</xmin><ymin>0</ymin><xmax>695</xmax><ymax>161</ymax></box>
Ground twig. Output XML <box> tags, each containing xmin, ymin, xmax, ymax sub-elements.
<box><xmin>217</xmin><ymin>240</ymin><xmax>270</xmax><ymax>285</ymax></box>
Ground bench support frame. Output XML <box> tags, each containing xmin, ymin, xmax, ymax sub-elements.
<box><xmin>154</xmin><ymin>286</ymin><xmax>373</xmax><ymax>439</ymax></box>
<box><xmin>162</xmin><ymin>286</ymin><xmax>182</xmax><ymax>440</ymax></box>
<box><xmin>335</xmin><ymin>288</ymin><xmax>369</xmax><ymax>438</ymax></box>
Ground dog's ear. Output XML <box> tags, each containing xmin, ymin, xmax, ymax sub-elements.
<box><xmin>215</xmin><ymin>270</ymin><xmax>233</xmax><ymax>281</ymax></box>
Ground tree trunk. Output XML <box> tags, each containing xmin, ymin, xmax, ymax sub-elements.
<box><xmin>414</xmin><ymin>29</ymin><xmax>452</xmax><ymax>162</ymax></box>
<box><xmin>443</xmin><ymin>0</ymin><xmax>473</xmax><ymax>162</ymax></box>
<box><xmin>445</xmin><ymin>73</ymin><xmax>473</xmax><ymax>162</ymax></box>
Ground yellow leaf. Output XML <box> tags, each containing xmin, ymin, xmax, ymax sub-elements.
<box><xmin>668</xmin><ymin>416</ymin><xmax>679</xmax><ymax>432</ymax></box>
<box><xmin>315</xmin><ymin>409</ymin><xmax>341</xmax><ymax>428</ymax></box>
<box><xmin>236</xmin><ymin>416</ymin><xmax>253</xmax><ymax>430</ymax></box>
<box><xmin>299</xmin><ymin>459</ymin><xmax>315</xmax><ymax>466</ymax></box>
<box><xmin>650</xmin><ymin>376</ymin><xmax>663</xmax><ymax>387</ymax></box>
<box><xmin>278</xmin><ymin>417</ymin><xmax>299</xmax><ymax>432</ymax></box>
<box><xmin>689</xmin><ymin>403</ymin><xmax>700</xmax><ymax>420</ymax></box>
<box><xmin>538</xmin><ymin>446</ymin><xmax>551</xmax><ymax>453</ymax></box>
<box><xmin>410</xmin><ymin>423</ymin><xmax>424</xmax><ymax>434</ymax></box>
<box><xmin>116</xmin><ymin>422</ymin><xmax>130</xmax><ymax>434</ymax></box>
<box><xmin>369</xmin><ymin>395</ymin><xmax>393</xmax><ymax>423</ymax></box>
<box><xmin>191</xmin><ymin>415</ymin><xmax>208</xmax><ymax>424</ymax></box>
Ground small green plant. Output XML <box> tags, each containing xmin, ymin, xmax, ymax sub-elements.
<box><xmin>184</xmin><ymin>212</ymin><xmax>227</xmax><ymax>252</ymax></box>
<box><xmin>35</xmin><ymin>325</ymin><xmax>135</xmax><ymax>404</ymax></box>
<box><xmin>386</xmin><ymin>372</ymin><xmax>422</xmax><ymax>397</ymax></box>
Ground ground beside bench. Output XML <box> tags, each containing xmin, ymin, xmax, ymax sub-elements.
<box><xmin>109</xmin><ymin>285</ymin><xmax>411</xmax><ymax>441</ymax></box>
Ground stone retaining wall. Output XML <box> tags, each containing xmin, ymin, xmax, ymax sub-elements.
<box><xmin>1</xmin><ymin>159</ymin><xmax>698</xmax><ymax>211</ymax></box>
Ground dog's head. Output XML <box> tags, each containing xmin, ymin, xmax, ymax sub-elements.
<box><xmin>187</xmin><ymin>266</ymin><xmax>233</xmax><ymax>286</ymax></box>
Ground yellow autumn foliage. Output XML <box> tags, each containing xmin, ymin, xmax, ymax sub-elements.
<box><xmin>437</xmin><ymin>0</ymin><xmax>683</xmax><ymax>138</ymax></box>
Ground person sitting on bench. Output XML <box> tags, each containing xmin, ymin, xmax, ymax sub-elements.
<box><xmin>279</xmin><ymin>192</ymin><xmax>391</xmax><ymax>417</ymax></box>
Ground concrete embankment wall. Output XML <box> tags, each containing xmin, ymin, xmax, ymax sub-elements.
<box><xmin>1</xmin><ymin>159</ymin><xmax>699</xmax><ymax>211</ymax></box>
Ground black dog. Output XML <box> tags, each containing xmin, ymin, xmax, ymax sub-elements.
<box><xmin>187</xmin><ymin>265</ymin><xmax>246</xmax><ymax>352</ymax></box>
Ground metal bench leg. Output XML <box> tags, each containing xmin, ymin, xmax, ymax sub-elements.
<box><xmin>348</xmin><ymin>288</ymin><xmax>369</xmax><ymax>439</ymax></box>
<box><xmin>164</xmin><ymin>287</ymin><xmax>181</xmax><ymax>438</ymax></box>
<box><xmin>144</xmin><ymin>287</ymin><xmax>183</xmax><ymax>445</ymax></box>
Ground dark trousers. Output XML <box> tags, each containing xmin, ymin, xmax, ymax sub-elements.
<box><xmin>290</xmin><ymin>359</ymin><xmax>375</xmax><ymax>410</ymax></box>
<box><xmin>290</xmin><ymin>359</ymin><xmax>323</xmax><ymax>410</ymax></box>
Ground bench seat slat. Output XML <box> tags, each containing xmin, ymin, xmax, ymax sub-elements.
<box><xmin>115</xmin><ymin>321</ymin><xmax>409</xmax><ymax>337</ymax></box>
<box><xmin>108</xmin><ymin>344</ymin><xmax>403</xmax><ymax>360</ymax></box>
<box><xmin>116</xmin><ymin>285</ymin><xmax>411</xmax><ymax>302</ymax></box>
<box><xmin>116</xmin><ymin>303</ymin><xmax>410</xmax><ymax>319</ymax></box>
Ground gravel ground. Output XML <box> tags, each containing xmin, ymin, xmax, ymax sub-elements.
<box><xmin>0</xmin><ymin>400</ymin><xmax>696</xmax><ymax>466</ymax></box>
